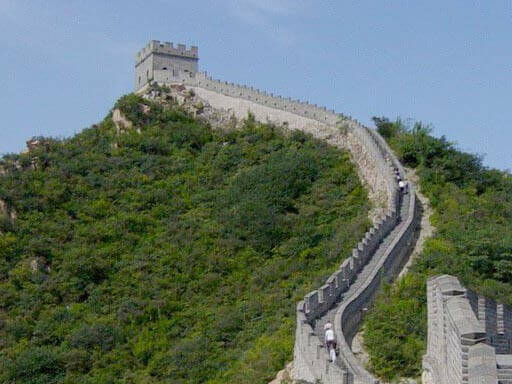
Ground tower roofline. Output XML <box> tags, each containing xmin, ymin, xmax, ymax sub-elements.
<box><xmin>136</xmin><ymin>40</ymin><xmax>198</xmax><ymax>66</ymax></box>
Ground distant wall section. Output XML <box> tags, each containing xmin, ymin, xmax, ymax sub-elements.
<box><xmin>140</xmin><ymin>70</ymin><xmax>396</xmax><ymax>212</ymax></box>
<box><xmin>135</xmin><ymin>65</ymin><xmax>417</xmax><ymax>384</ymax></box>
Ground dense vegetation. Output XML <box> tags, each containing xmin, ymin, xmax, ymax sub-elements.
<box><xmin>363</xmin><ymin>117</ymin><xmax>512</xmax><ymax>381</ymax></box>
<box><xmin>0</xmin><ymin>94</ymin><xmax>370</xmax><ymax>384</ymax></box>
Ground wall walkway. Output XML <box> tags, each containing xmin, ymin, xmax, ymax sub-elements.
<box><xmin>139</xmin><ymin>70</ymin><xmax>421</xmax><ymax>384</ymax></box>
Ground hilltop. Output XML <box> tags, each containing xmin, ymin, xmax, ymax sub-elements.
<box><xmin>0</xmin><ymin>91</ymin><xmax>370</xmax><ymax>384</ymax></box>
<box><xmin>2</xmin><ymin>68</ymin><xmax>511</xmax><ymax>384</ymax></box>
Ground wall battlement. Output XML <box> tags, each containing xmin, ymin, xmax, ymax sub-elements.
<box><xmin>135</xmin><ymin>41</ymin><xmax>199</xmax><ymax>90</ymax></box>
<box><xmin>423</xmin><ymin>275</ymin><xmax>512</xmax><ymax>384</ymax></box>
<box><xmin>136</xmin><ymin>40</ymin><xmax>198</xmax><ymax>65</ymax></box>
<box><xmin>134</xmin><ymin>41</ymin><xmax>419</xmax><ymax>384</ymax></box>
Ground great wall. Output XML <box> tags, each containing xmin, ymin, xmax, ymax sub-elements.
<box><xmin>131</xmin><ymin>39</ymin><xmax>512</xmax><ymax>384</ymax></box>
<box><xmin>135</xmin><ymin>40</ymin><xmax>420</xmax><ymax>383</ymax></box>
<box><xmin>2</xmin><ymin>39</ymin><xmax>506</xmax><ymax>383</ymax></box>
<box><xmin>424</xmin><ymin>275</ymin><xmax>512</xmax><ymax>384</ymax></box>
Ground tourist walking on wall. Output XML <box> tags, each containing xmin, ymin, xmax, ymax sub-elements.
<box><xmin>399</xmin><ymin>180</ymin><xmax>407</xmax><ymax>194</ymax></box>
<box><xmin>324</xmin><ymin>322</ymin><xmax>337</xmax><ymax>362</ymax></box>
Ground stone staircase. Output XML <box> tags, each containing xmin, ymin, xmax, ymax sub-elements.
<box><xmin>291</xmin><ymin>134</ymin><xmax>420</xmax><ymax>383</ymax></box>
<box><xmin>314</xmin><ymin>191</ymin><xmax>411</xmax><ymax>349</ymax></box>
<box><xmin>138</xmin><ymin>61</ymin><xmax>421</xmax><ymax>383</ymax></box>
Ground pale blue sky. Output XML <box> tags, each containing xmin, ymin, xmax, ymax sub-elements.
<box><xmin>1</xmin><ymin>0</ymin><xmax>511</xmax><ymax>170</ymax></box>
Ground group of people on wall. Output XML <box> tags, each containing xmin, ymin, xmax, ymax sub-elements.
<box><xmin>394</xmin><ymin>167</ymin><xmax>408</xmax><ymax>193</ymax></box>
<box><xmin>322</xmin><ymin>167</ymin><xmax>408</xmax><ymax>365</ymax></box>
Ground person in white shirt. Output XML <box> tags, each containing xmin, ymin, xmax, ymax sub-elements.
<box><xmin>399</xmin><ymin>180</ymin><xmax>407</xmax><ymax>193</ymax></box>
<box><xmin>324</xmin><ymin>322</ymin><xmax>337</xmax><ymax>362</ymax></box>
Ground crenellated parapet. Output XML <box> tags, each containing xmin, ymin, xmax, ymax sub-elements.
<box><xmin>136</xmin><ymin>40</ymin><xmax>198</xmax><ymax>65</ymax></box>
<box><xmin>135</xmin><ymin>41</ymin><xmax>199</xmax><ymax>90</ymax></box>
<box><xmin>134</xmin><ymin>41</ymin><xmax>421</xmax><ymax>384</ymax></box>
<box><xmin>424</xmin><ymin>275</ymin><xmax>512</xmax><ymax>384</ymax></box>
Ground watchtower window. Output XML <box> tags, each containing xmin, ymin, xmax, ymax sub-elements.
<box><xmin>138</xmin><ymin>76</ymin><xmax>141</xmax><ymax>84</ymax></box>
<box><xmin>146</xmin><ymin>70</ymin><xmax>149</xmax><ymax>78</ymax></box>
<box><xmin>162</xmin><ymin>67</ymin><xmax>167</xmax><ymax>70</ymax></box>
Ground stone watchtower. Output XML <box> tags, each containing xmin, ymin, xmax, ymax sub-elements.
<box><xmin>135</xmin><ymin>40</ymin><xmax>199</xmax><ymax>91</ymax></box>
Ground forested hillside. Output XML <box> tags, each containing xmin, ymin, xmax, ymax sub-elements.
<box><xmin>0</xmin><ymin>94</ymin><xmax>370</xmax><ymax>384</ymax></box>
<box><xmin>363</xmin><ymin>118</ymin><xmax>512</xmax><ymax>381</ymax></box>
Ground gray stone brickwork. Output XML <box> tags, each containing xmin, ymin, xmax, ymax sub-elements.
<box><xmin>424</xmin><ymin>275</ymin><xmax>512</xmax><ymax>384</ymax></box>
<box><xmin>134</xmin><ymin>41</ymin><xmax>423</xmax><ymax>384</ymax></box>
<box><xmin>135</xmin><ymin>40</ymin><xmax>199</xmax><ymax>91</ymax></box>
<box><xmin>136</xmin><ymin>67</ymin><xmax>397</xmax><ymax>213</ymax></box>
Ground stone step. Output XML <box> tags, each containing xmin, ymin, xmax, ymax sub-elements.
<box><xmin>312</xmin><ymin>193</ymin><xmax>412</xmax><ymax>347</ymax></box>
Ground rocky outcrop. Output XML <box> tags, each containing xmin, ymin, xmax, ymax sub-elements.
<box><xmin>268</xmin><ymin>363</ymin><xmax>294</xmax><ymax>384</ymax></box>
<box><xmin>26</xmin><ymin>137</ymin><xmax>50</xmax><ymax>152</ymax></box>
<box><xmin>0</xmin><ymin>199</ymin><xmax>8</xmax><ymax>218</ymax></box>
<box><xmin>0</xmin><ymin>198</ymin><xmax>16</xmax><ymax>229</ymax></box>
<box><xmin>112</xmin><ymin>108</ymin><xmax>136</xmax><ymax>134</ymax></box>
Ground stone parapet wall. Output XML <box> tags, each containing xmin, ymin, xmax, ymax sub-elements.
<box><xmin>334</xmin><ymin>189</ymin><xmax>420</xmax><ymax>384</ymax></box>
<box><xmin>138</xmin><ymin>68</ymin><xmax>419</xmax><ymax>384</ymax></box>
<box><xmin>145</xmin><ymin>70</ymin><xmax>396</xmax><ymax>212</ymax></box>
<box><xmin>301</xmin><ymin>211</ymin><xmax>398</xmax><ymax>322</ymax></box>
<box><xmin>423</xmin><ymin>275</ymin><xmax>512</xmax><ymax>384</ymax></box>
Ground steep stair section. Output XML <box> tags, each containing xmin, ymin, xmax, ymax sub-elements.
<box><xmin>291</xmin><ymin>135</ymin><xmax>420</xmax><ymax>384</ymax></box>
<box><xmin>138</xmin><ymin>74</ymin><xmax>418</xmax><ymax>384</ymax></box>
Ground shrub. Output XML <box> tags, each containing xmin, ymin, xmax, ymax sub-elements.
<box><xmin>364</xmin><ymin>117</ymin><xmax>512</xmax><ymax>380</ymax></box>
<box><xmin>0</xmin><ymin>95</ymin><xmax>370</xmax><ymax>383</ymax></box>
<box><xmin>2</xmin><ymin>346</ymin><xmax>65</xmax><ymax>384</ymax></box>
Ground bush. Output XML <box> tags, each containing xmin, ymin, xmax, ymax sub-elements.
<box><xmin>364</xmin><ymin>117</ymin><xmax>512</xmax><ymax>380</ymax></box>
<box><xmin>68</xmin><ymin>323</ymin><xmax>120</xmax><ymax>351</ymax></box>
<box><xmin>0</xmin><ymin>95</ymin><xmax>370</xmax><ymax>383</ymax></box>
<box><xmin>2</xmin><ymin>346</ymin><xmax>65</xmax><ymax>384</ymax></box>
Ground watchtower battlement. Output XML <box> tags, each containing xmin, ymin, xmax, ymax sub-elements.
<box><xmin>136</xmin><ymin>40</ymin><xmax>198</xmax><ymax>64</ymax></box>
<box><xmin>135</xmin><ymin>40</ymin><xmax>199</xmax><ymax>91</ymax></box>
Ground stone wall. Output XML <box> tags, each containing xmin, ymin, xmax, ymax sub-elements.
<box><xmin>140</xmin><ymin>70</ymin><xmax>397</xmax><ymax>213</ymax></box>
<box><xmin>136</xmin><ymin>67</ymin><xmax>419</xmax><ymax>384</ymax></box>
<box><xmin>424</xmin><ymin>275</ymin><xmax>512</xmax><ymax>384</ymax></box>
<box><xmin>135</xmin><ymin>40</ymin><xmax>199</xmax><ymax>91</ymax></box>
<box><xmin>336</xmin><ymin>190</ymin><xmax>419</xmax><ymax>383</ymax></box>
<box><xmin>290</xmin><ymin>184</ymin><xmax>419</xmax><ymax>384</ymax></box>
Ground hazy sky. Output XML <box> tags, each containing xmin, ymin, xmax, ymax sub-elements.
<box><xmin>1</xmin><ymin>0</ymin><xmax>511</xmax><ymax>170</ymax></box>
